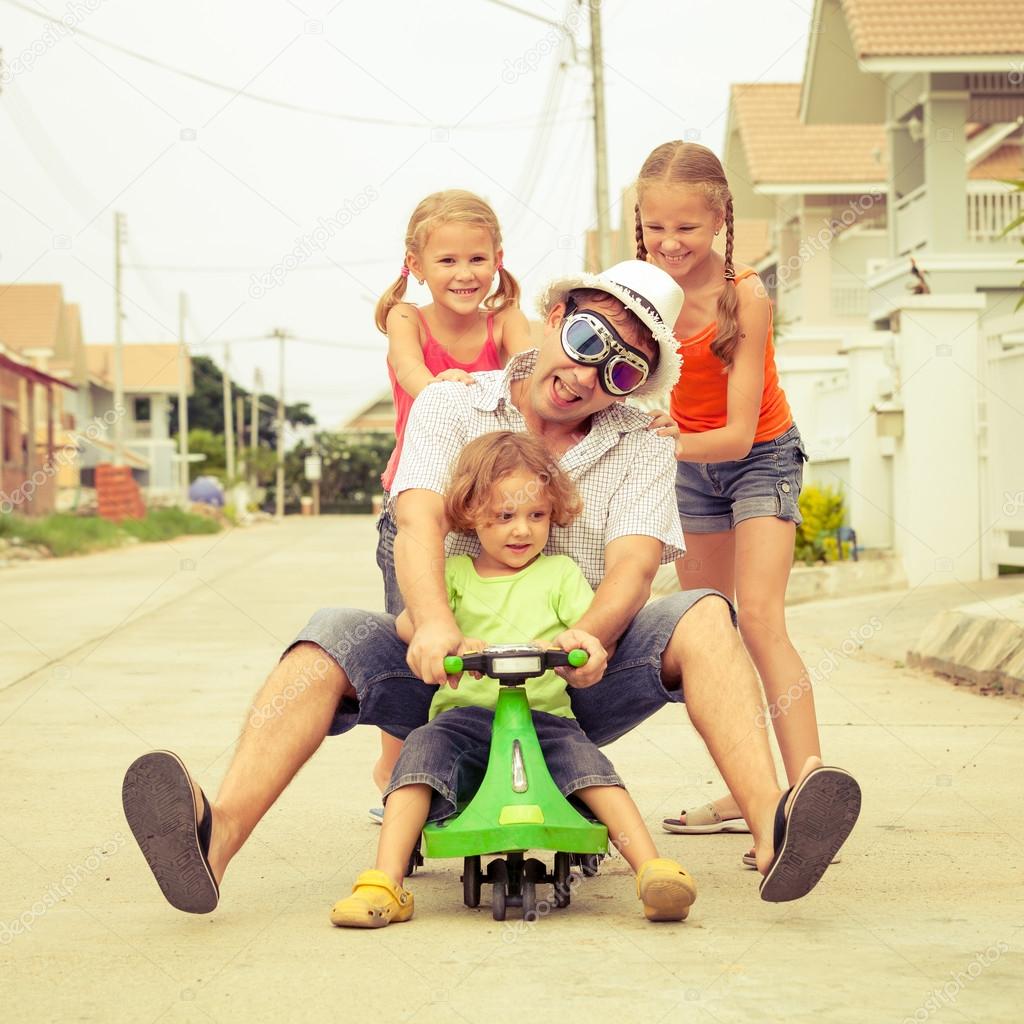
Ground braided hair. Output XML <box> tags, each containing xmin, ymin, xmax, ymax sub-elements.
<box><xmin>635</xmin><ymin>142</ymin><xmax>743</xmax><ymax>367</ymax></box>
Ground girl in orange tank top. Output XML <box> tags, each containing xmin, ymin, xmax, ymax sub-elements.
<box><xmin>634</xmin><ymin>142</ymin><xmax>832</xmax><ymax>865</ymax></box>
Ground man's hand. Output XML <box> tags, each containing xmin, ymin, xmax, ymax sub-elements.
<box><xmin>406</xmin><ymin>620</ymin><xmax>465</xmax><ymax>686</ymax></box>
<box><xmin>550</xmin><ymin>629</ymin><xmax>608</xmax><ymax>689</ymax></box>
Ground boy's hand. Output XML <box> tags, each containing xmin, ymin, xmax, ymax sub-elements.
<box><xmin>434</xmin><ymin>368</ymin><xmax>477</xmax><ymax>385</ymax></box>
<box><xmin>452</xmin><ymin>636</ymin><xmax>489</xmax><ymax>685</ymax></box>
<box><xmin>550</xmin><ymin>629</ymin><xmax>607</xmax><ymax>689</ymax></box>
<box><xmin>407</xmin><ymin>620</ymin><xmax>465</xmax><ymax>687</ymax></box>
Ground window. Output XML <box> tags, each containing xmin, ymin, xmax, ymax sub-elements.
<box><xmin>134</xmin><ymin>397</ymin><xmax>151</xmax><ymax>422</ymax></box>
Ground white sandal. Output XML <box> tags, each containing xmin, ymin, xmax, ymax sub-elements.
<box><xmin>662</xmin><ymin>802</ymin><xmax>751</xmax><ymax>835</ymax></box>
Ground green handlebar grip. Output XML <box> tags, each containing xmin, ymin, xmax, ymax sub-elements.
<box><xmin>443</xmin><ymin>655</ymin><xmax>464</xmax><ymax>675</ymax></box>
<box><xmin>567</xmin><ymin>649</ymin><xmax>588</xmax><ymax>668</ymax></box>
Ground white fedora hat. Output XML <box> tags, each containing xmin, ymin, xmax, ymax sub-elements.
<box><xmin>537</xmin><ymin>259</ymin><xmax>684</xmax><ymax>397</ymax></box>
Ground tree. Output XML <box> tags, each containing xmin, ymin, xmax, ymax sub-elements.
<box><xmin>169</xmin><ymin>355</ymin><xmax>315</xmax><ymax>448</ymax></box>
<box><xmin>284</xmin><ymin>431</ymin><xmax>395</xmax><ymax>512</ymax></box>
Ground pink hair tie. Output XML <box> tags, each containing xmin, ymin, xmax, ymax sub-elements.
<box><xmin>496</xmin><ymin>260</ymin><xmax>504</xmax><ymax>272</ymax></box>
<box><xmin>400</xmin><ymin>266</ymin><xmax>410</xmax><ymax>278</ymax></box>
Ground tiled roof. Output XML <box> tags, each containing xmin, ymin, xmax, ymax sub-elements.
<box><xmin>731</xmin><ymin>84</ymin><xmax>888</xmax><ymax>185</ymax></box>
<box><xmin>972</xmin><ymin>142</ymin><xmax>1023</xmax><ymax>180</ymax></box>
<box><xmin>842</xmin><ymin>0</ymin><xmax>1024</xmax><ymax>58</ymax></box>
<box><xmin>0</xmin><ymin>283</ymin><xmax>65</xmax><ymax>351</ymax></box>
<box><xmin>86</xmin><ymin>344</ymin><xmax>192</xmax><ymax>394</ymax></box>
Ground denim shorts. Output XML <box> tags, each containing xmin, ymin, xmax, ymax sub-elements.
<box><xmin>384</xmin><ymin>706</ymin><xmax>623</xmax><ymax>823</ymax></box>
<box><xmin>374</xmin><ymin>493</ymin><xmax>404</xmax><ymax>616</ymax></box>
<box><xmin>286</xmin><ymin>588</ymin><xmax>734</xmax><ymax>746</ymax></box>
<box><xmin>675</xmin><ymin>423</ymin><xmax>808</xmax><ymax>534</ymax></box>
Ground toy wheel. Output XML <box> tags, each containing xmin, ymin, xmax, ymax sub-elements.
<box><xmin>578</xmin><ymin>853</ymin><xmax>601</xmax><ymax>877</ymax></box>
<box><xmin>406</xmin><ymin>839</ymin><xmax>424</xmax><ymax>878</ymax></box>
<box><xmin>490</xmin><ymin>859</ymin><xmax>508</xmax><ymax>922</ymax></box>
<box><xmin>462</xmin><ymin>856</ymin><xmax>482</xmax><ymax>908</ymax></box>
<box><xmin>553</xmin><ymin>852</ymin><xmax>571</xmax><ymax>909</ymax></box>
<box><xmin>522</xmin><ymin>879</ymin><xmax>537</xmax><ymax>922</ymax></box>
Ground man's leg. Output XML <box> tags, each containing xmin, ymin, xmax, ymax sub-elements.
<box><xmin>203</xmin><ymin>642</ymin><xmax>351</xmax><ymax>882</ymax></box>
<box><xmin>660</xmin><ymin>594</ymin><xmax>817</xmax><ymax>872</ymax></box>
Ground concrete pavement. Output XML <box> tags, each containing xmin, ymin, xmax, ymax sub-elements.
<box><xmin>2</xmin><ymin>516</ymin><xmax>1022</xmax><ymax>1023</ymax></box>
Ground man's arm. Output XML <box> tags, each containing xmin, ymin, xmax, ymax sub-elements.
<box><xmin>572</xmin><ymin>534</ymin><xmax>662</xmax><ymax>651</ymax></box>
<box><xmin>394</xmin><ymin>488</ymin><xmax>463</xmax><ymax>685</ymax></box>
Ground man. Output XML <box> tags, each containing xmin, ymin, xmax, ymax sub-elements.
<box><xmin>122</xmin><ymin>261</ymin><xmax>860</xmax><ymax>915</ymax></box>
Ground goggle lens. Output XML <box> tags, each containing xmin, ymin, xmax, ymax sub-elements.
<box><xmin>564</xmin><ymin>319</ymin><xmax>606</xmax><ymax>359</ymax></box>
<box><xmin>608</xmin><ymin>360</ymin><xmax>645</xmax><ymax>393</ymax></box>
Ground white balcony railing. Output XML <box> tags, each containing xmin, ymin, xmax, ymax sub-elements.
<box><xmin>968</xmin><ymin>187</ymin><xmax>1024</xmax><ymax>242</ymax></box>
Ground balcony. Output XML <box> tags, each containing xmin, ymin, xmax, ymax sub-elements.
<box><xmin>896</xmin><ymin>184</ymin><xmax>1024</xmax><ymax>255</ymax></box>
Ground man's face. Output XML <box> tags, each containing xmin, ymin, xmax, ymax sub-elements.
<box><xmin>528</xmin><ymin>293</ymin><xmax>657</xmax><ymax>426</ymax></box>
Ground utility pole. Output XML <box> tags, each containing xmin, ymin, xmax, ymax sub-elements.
<box><xmin>113</xmin><ymin>211</ymin><xmax>126</xmax><ymax>466</ymax></box>
<box><xmin>587</xmin><ymin>0</ymin><xmax>612</xmax><ymax>268</ymax></box>
<box><xmin>177</xmin><ymin>292</ymin><xmax>190</xmax><ymax>503</ymax></box>
<box><xmin>273</xmin><ymin>328</ymin><xmax>286</xmax><ymax>518</ymax></box>
<box><xmin>250</xmin><ymin>367</ymin><xmax>262</xmax><ymax>488</ymax></box>
<box><xmin>236</xmin><ymin>394</ymin><xmax>245</xmax><ymax>483</ymax></box>
<box><xmin>222</xmin><ymin>343</ymin><xmax>235</xmax><ymax>483</ymax></box>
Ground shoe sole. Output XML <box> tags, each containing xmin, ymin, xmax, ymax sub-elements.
<box><xmin>122</xmin><ymin>751</ymin><xmax>218</xmax><ymax>914</ymax></box>
<box><xmin>661</xmin><ymin>820</ymin><xmax>751</xmax><ymax>835</ymax></box>
<box><xmin>759</xmin><ymin>768</ymin><xmax>860</xmax><ymax>903</ymax></box>
<box><xmin>640</xmin><ymin>878</ymin><xmax>698</xmax><ymax>922</ymax></box>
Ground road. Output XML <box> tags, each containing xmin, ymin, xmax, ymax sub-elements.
<box><xmin>1</xmin><ymin>516</ymin><xmax>1022</xmax><ymax>1023</ymax></box>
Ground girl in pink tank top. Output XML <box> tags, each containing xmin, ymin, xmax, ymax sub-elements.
<box><xmin>369</xmin><ymin>190</ymin><xmax>535</xmax><ymax>813</ymax></box>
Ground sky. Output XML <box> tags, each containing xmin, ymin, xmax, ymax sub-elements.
<box><xmin>1</xmin><ymin>0</ymin><xmax>812</xmax><ymax>431</ymax></box>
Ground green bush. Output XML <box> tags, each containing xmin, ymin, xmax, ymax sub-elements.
<box><xmin>0</xmin><ymin>508</ymin><xmax>220</xmax><ymax>557</ymax></box>
<box><xmin>794</xmin><ymin>484</ymin><xmax>847</xmax><ymax>563</ymax></box>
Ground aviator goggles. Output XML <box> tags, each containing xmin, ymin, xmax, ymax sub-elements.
<box><xmin>559</xmin><ymin>298</ymin><xmax>652</xmax><ymax>396</ymax></box>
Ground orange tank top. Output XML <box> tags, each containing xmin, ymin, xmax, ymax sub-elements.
<box><xmin>668</xmin><ymin>269</ymin><xmax>792</xmax><ymax>444</ymax></box>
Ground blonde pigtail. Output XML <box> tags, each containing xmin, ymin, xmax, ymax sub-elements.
<box><xmin>634</xmin><ymin>203</ymin><xmax>648</xmax><ymax>260</ymax></box>
<box><xmin>710</xmin><ymin>196</ymin><xmax>741</xmax><ymax>368</ymax></box>
<box><xmin>374</xmin><ymin>273</ymin><xmax>410</xmax><ymax>335</ymax></box>
<box><xmin>484</xmin><ymin>265</ymin><xmax>521</xmax><ymax>312</ymax></box>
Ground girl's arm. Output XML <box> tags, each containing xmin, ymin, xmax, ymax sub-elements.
<box><xmin>655</xmin><ymin>275</ymin><xmax>771</xmax><ymax>462</ymax></box>
<box><xmin>386</xmin><ymin>304</ymin><xmax>438</xmax><ymax>399</ymax></box>
<box><xmin>494</xmin><ymin>306</ymin><xmax>536</xmax><ymax>360</ymax></box>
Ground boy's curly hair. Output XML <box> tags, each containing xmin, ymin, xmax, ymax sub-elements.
<box><xmin>444</xmin><ymin>431</ymin><xmax>583</xmax><ymax>533</ymax></box>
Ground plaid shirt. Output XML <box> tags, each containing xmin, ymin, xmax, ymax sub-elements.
<box><xmin>389</xmin><ymin>350</ymin><xmax>684</xmax><ymax>589</ymax></box>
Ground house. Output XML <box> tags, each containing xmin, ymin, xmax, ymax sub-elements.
<box><xmin>0</xmin><ymin>345</ymin><xmax>75</xmax><ymax>516</ymax></box>
<box><xmin>84</xmin><ymin>343</ymin><xmax>192</xmax><ymax>493</ymax></box>
<box><xmin>792</xmin><ymin>0</ymin><xmax>1024</xmax><ymax>584</ymax></box>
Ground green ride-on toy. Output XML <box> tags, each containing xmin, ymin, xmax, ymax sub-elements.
<box><xmin>416</xmin><ymin>644</ymin><xmax>609</xmax><ymax>922</ymax></box>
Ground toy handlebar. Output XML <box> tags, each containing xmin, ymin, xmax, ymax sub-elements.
<box><xmin>443</xmin><ymin>647</ymin><xmax>588</xmax><ymax>677</ymax></box>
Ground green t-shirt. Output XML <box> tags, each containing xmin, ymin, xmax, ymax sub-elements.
<box><xmin>429</xmin><ymin>553</ymin><xmax>595</xmax><ymax>720</ymax></box>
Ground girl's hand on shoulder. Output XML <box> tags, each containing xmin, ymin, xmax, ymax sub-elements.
<box><xmin>647</xmin><ymin>408</ymin><xmax>679</xmax><ymax>439</ymax></box>
<box><xmin>434</xmin><ymin>368</ymin><xmax>477</xmax><ymax>385</ymax></box>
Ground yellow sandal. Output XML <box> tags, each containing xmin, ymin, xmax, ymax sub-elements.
<box><xmin>330</xmin><ymin>870</ymin><xmax>415</xmax><ymax>929</ymax></box>
<box><xmin>636</xmin><ymin>858</ymin><xmax>697</xmax><ymax>922</ymax></box>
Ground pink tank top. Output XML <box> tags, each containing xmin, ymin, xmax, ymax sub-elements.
<box><xmin>381</xmin><ymin>308</ymin><xmax>501</xmax><ymax>491</ymax></box>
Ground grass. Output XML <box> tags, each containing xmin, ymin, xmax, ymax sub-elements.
<box><xmin>0</xmin><ymin>507</ymin><xmax>220</xmax><ymax>558</ymax></box>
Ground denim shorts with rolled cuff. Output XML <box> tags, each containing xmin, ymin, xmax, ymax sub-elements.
<box><xmin>675</xmin><ymin>423</ymin><xmax>808</xmax><ymax>534</ymax></box>
<box><xmin>285</xmin><ymin>588</ymin><xmax>735</xmax><ymax>747</ymax></box>
<box><xmin>374</xmin><ymin>491</ymin><xmax>404</xmax><ymax>616</ymax></box>
<box><xmin>384</xmin><ymin>706</ymin><xmax>623</xmax><ymax>824</ymax></box>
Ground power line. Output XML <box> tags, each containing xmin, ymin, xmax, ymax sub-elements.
<box><xmin>1</xmin><ymin>0</ymin><xmax>588</xmax><ymax>132</ymax></box>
